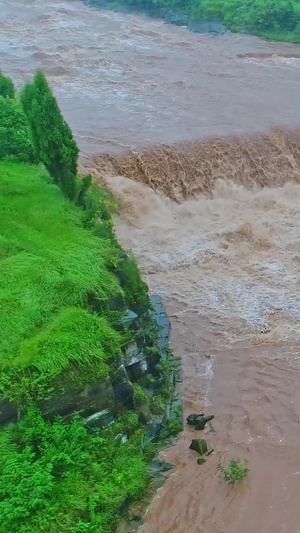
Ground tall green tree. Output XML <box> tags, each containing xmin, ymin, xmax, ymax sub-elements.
<box><xmin>21</xmin><ymin>71</ymin><xmax>79</xmax><ymax>200</ymax></box>
<box><xmin>0</xmin><ymin>70</ymin><xmax>14</xmax><ymax>99</ymax></box>
<box><xmin>0</xmin><ymin>96</ymin><xmax>35</xmax><ymax>162</ymax></box>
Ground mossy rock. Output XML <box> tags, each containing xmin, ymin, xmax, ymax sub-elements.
<box><xmin>189</xmin><ymin>439</ymin><xmax>208</xmax><ymax>455</ymax></box>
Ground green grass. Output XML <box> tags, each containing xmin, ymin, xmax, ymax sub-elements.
<box><xmin>0</xmin><ymin>73</ymin><xmax>157</xmax><ymax>532</ymax></box>
<box><xmin>0</xmin><ymin>162</ymin><xmax>123</xmax><ymax>401</ymax></box>
<box><xmin>0</xmin><ymin>161</ymin><xmax>157</xmax><ymax>532</ymax></box>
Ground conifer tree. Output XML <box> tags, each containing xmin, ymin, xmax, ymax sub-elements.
<box><xmin>0</xmin><ymin>70</ymin><xmax>14</xmax><ymax>99</ymax></box>
<box><xmin>21</xmin><ymin>71</ymin><xmax>78</xmax><ymax>200</ymax></box>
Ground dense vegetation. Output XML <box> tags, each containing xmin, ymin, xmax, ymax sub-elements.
<box><xmin>0</xmin><ymin>69</ymin><xmax>14</xmax><ymax>99</ymax></box>
<box><xmin>0</xmin><ymin>407</ymin><xmax>149</xmax><ymax>533</ymax></box>
<box><xmin>0</xmin><ymin>71</ymin><xmax>166</xmax><ymax>532</ymax></box>
<box><xmin>86</xmin><ymin>0</ymin><xmax>300</xmax><ymax>41</ymax></box>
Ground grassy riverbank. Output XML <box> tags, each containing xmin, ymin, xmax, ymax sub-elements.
<box><xmin>0</xmin><ymin>159</ymin><xmax>154</xmax><ymax>533</ymax></box>
<box><xmin>0</xmin><ymin>70</ymin><xmax>180</xmax><ymax>532</ymax></box>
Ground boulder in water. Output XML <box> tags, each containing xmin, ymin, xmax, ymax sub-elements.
<box><xmin>164</xmin><ymin>9</ymin><xmax>189</xmax><ymax>27</ymax></box>
<box><xmin>187</xmin><ymin>413</ymin><xmax>214</xmax><ymax>429</ymax></box>
<box><xmin>187</xmin><ymin>413</ymin><xmax>204</xmax><ymax>425</ymax></box>
<box><xmin>195</xmin><ymin>415</ymin><xmax>214</xmax><ymax>430</ymax></box>
<box><xmin>189</xmin><ymin>439</ymin><xmax>208</xmax><ymax>455</ymax></box>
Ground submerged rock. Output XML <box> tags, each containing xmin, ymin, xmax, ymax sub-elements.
<box><xmin>195</xmin><ymin>415</ymin><xmax>214</xmax><ymax>430</ymax></box>
<box><xmin>149</xmin><ymin>459</ymin><xmax>174</xmax><ymax>475</ymax></box>
<box><xmin>164</xmin><ymin>9</ymin><xmax>189</xmax><ymax>27</ymax></box>
<box><xmin>187</xmin><ymin>413</ymin><xmax>214</xmax><ymax>429</ymax></box>
<box><xmin>189</xmin><ymin>439</ymin><xmax>208</xmax><ymax>455</ymax></box>
<box><xmin>187</xmin><ymin>413</ymin><xmax>204</xmax><ymax>425</ymax></box>
<box><xmin>187</xmin><ymin>18</ymin><xmax>227</xmax><ymax>35</ymax></box>
<box><xmin>130</xmin><ymin>518</ymin><xmax>143</xmax><ymax>531</ymax></box>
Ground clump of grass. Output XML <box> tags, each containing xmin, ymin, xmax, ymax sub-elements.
<box><xmin>218</xmin><ymin>458</ymin><xmax>249</xmax><ymax>484</ymax></box>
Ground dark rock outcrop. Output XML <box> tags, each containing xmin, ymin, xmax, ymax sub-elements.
<box><xmin>0</xmin><ymin>295</ymin><xmax>181</xmax><ymax>437</ymax></box>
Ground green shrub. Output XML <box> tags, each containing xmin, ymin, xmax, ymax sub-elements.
<box><xmin>218</xmin><ymin>458</ymin><xmax>249</xmax><ymax>484</ymax></box>
<box><xmin>116</xmin><ymin>254</ymin><xmax>149</xmax><ymax>313</ymax></box>
<box><xmin>0</xmin><ymin>70</ymin><xmax>14</xmax><ymax>99</ymax></box>
<box><xmin>80</xmin><ymin>181</ymin><xmax>119</xmax><ymax>243</ymax></box>
<box><xmin>0</xmin><ymin>96</ymin><xmax>35</xmax><ymax>162</ymax></box>
<box><xmin>133</xmin><ymin>384</ymin><xmax>148</xmax><ymax>405</ymax></box>
<box><xmin>21</xmin><ymin>71</ymin><xmax>79</xmax><ymax>200</ymax></box>
<box><xmin>0</xmin><ymin>408</ymin><xmax>149</xmax><ymax>533</ymax></box>
<box><xmin>166</xmin><ymin>418</ymin><xmax>183</xmax><ymax>436</ymax></box>
<box><xmin>151</xmin><ymin>394</ymin><xmax>166</xmax><ymax>414</ymax></box>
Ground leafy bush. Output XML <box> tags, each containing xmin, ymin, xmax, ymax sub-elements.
<box><xmin>218</xmin><ymin>458</ymin><xmax>249</xmax><ymax>484</ymax></box>
<box><xmin>0</xmin><ymin>70</ymin><xmax>14</xmax><ymax>99</ymax></box>
<box><xmin>151</xmin><ymin>394</ymin><xmax>166</xmax><ymax>414</ymax></box>
<box><xmin>116</xmin><ymin>254</ymin><xmax>149</xmax><ymax>313</ymax></box>
<box><xmin>133</xmin><ymin>384</ymin><xmax>148</xmax><ymax>404</ymax></box>
<box><xmin>166</xmin><ymin>417</ymin><xmax>183</xmax><ymax>436</ymax></box>
<box><xmin>80</xmin><ymin>180</ymin><xmax>119</xmax><ymax>243</ymax></box>
<box><xmin>0</xmin><ymin>408</ymin><xmax>149</xmax><ymax>533</ymax></box>
<box><xmin>21</xmin><ymin>71</ymin><xmax>79</xmax><ymax>200</ymax></box>
<box><xmin>0</xmin><ymin>96</ymin><xmax>35</xmax><ymax>162</ymax></box>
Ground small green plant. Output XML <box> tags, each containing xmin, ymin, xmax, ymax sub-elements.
<box><xmin>133</xmin><ymin>384</ymin><xmax>148</xmax><ymax>405</ymax></box>
<box><xmin>151</xmin><ymin>394</ymin><xmax>166</xmax><ymax>415</ymax></box>
<box><xmin>218</xmin><ymin>458</ymin><xmax>249</xmax><ymax>484</ymax></box>
<box><xmin>109</xmin><ymin>0</ymin><xmax>120</xmax><ymax>10</ymax></box>
<box><xmin>139</xmin><ymin>431</ymin><xmax>157</xmax><ymax>461</ymax></box>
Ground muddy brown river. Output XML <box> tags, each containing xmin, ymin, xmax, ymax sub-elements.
<box><xmin>2</xmin><ymin>1</ymin><xmax>300</xmax><ymax>531</ymax></box>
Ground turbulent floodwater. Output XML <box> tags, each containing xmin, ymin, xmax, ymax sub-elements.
<box><xmin>3</xmin><ymin>0</ymin><xmax>300</xmax><ymax>158</ymax></box>
<box><xmin>109</xmin><ymin>177</ymin><xmax>300</xmax><ymax>533</ymax></box>
<box><xmin>2</xmin><ymin>1</ymin><xmax>300</xmax><ymax>532</ymax></box>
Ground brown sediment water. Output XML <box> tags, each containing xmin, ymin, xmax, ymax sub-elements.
<box><xmin>2</xmin><ymin>0</ymin><xmax>300</xmax><ymax>531</ymax></box>
<box><xmin>3</xmin><ymin>0</ymin><xmax>300</xmax><ymax>158</ymax></box>
<box><xmin>106</xmin><ymin>175</ymin><xmax>300</xmax><ymax>533</ymax></box>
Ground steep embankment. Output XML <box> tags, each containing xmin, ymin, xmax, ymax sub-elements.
<box><xmin>93</xmin><ymin>128</ymin><xmax>300</xmax><ymax>201</ymax></box>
